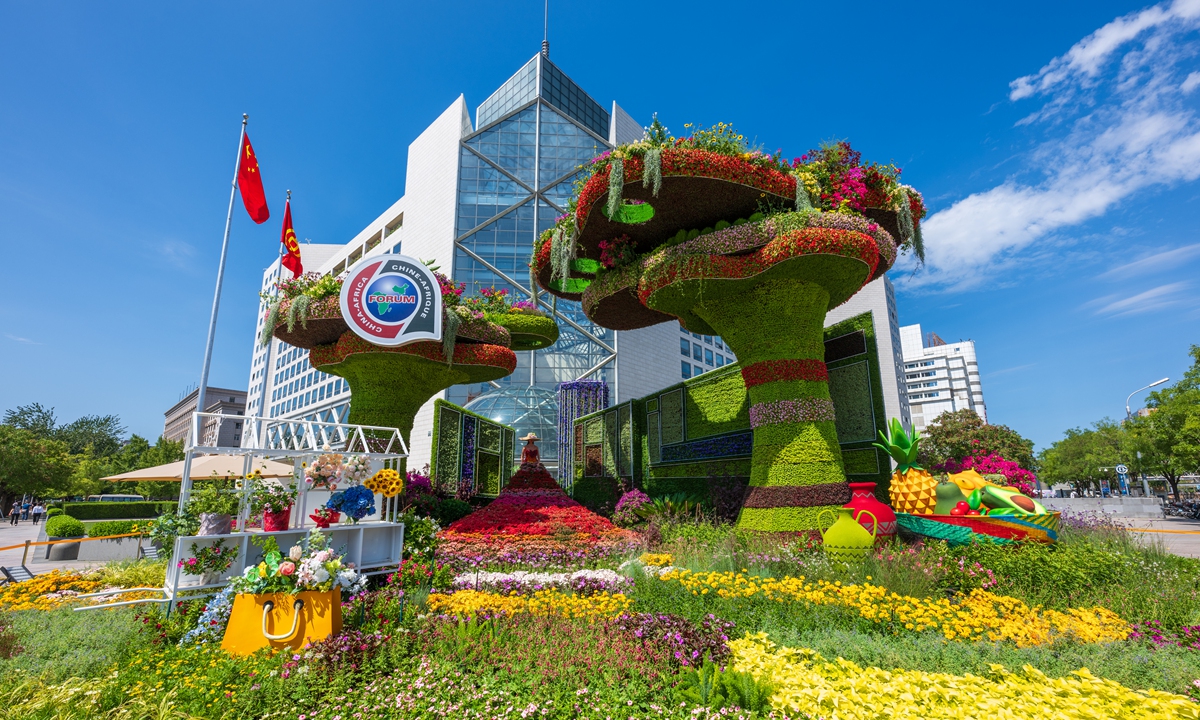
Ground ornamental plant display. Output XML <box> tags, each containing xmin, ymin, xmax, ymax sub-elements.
<box><xmin>250</xmin><ymin>478</ymin><xmax>297</xmax><ymax>515</ymax></box>
<box><xmin>178</xmin><ymin>539</ymin><xmax>237</xmax><ymax>576</ymax></box>
<box><xmin>229</xmin><ymin>529</ymin><xmax>365</xmax><ymax>596</ymax></box>
<box><xmin>531</xmin><ymin>121</ymin><xmax>926</xmax><ymax>532</ymax></box>
<box><xmin>326</xmin><ymin>484</ymin><xmax>376</xmax><ymax>522</ymax></box>
<box><xmin>938</xmin><ymin>453</ymin><xmax>1038</xmax><ymax>497</ymax></box>
<box><xmin>184</xmin><ymin>476</ymin><xmax>239</xmax><ymax>517</ymax></box>
<box><xmin>305</xmin><ymin>453</ymin><xmax>343</xmax><ymax>490</ymax></box>
<box><xmin>340</xmin><ymin>454</ymin><xmax>371</xmax><ymax>486</ymax></box>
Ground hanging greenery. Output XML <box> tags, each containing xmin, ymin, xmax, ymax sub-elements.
<box><xmin>262</xmin><ymin>301</ymin><xmax>282</xmax><ymax>347</ymax></box>
<box><xmin>286</xmin><ymin>294</ymin><xmax>312</xmax><ymax>332</ymax></box>
<box><xmin>442</xmin><ymin>307</ymin><xmax>461</xmax><ymax>365</ymax></box>
<box><xmin>643</xmin><ymin>147</ymin><xmax>662</xmax><ymax>197</ymax></box>
<box><xmin>605</xmin><ymin>157</ymin><xmax>625</xmax><ymax>219</ymax></box>
<box><xmin>550</xmin><ymin>226</ymin><xmax>577</xmax><ymax>287</ymax></box>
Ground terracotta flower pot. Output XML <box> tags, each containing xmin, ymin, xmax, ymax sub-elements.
<box><xmin>844</xmin><ymin>482</ymin><xmax>897</xmax><ymax>543</ymax></box>
<box><xmin>262</xmin><ymin>506</ymin><xmax>292</xmax><ymax>532</ymax></box>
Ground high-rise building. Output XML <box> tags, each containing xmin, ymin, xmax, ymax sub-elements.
<box><xmin>899</xmin><ymin>323</ymin><xmax>986</xmax><ymax>432</ymax></box>
<box><xmin>242</xmin><ymin>47</ymin><xmax>682</xmax><ymax>471</ymax></box>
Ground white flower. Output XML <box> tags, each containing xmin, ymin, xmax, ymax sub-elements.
<box><xmin>288</xmin><ymin>545</ymin><xmax>303</xmax><ymax>562</ymax></box>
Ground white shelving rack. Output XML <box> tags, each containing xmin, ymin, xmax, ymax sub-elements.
<box><xmin>79</xmin><ymin>412</ymin><xmax>409</xmax><ymax>611</ymax></box>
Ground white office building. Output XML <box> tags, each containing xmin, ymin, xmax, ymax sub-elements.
<box><xmin>242</xmin><ymin>46</ymin><xmax>682</xmax><ymax>471</ymax></box>
<box><xmin>899</xmin><ymin>323</ymin><xmax>986</xmax><ymax>432</ymax></box>
<box><xmin>827</xmin><ymin>276</ymin><xmax>911</xmax><ymax>431</ymax></box>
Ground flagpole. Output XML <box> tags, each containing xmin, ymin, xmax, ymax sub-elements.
<box><xmin>179</xmin><ymin>113</ymin><xmax>248</xmax><ymax>509</ymax></box>
<box><xmin>254</xmin><ymin>189</ymin><xmax>289</xmax><ymax>425</ymax></box>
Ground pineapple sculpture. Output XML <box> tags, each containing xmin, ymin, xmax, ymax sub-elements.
<box><xmin>873</xmin><ymin>419</ymin><xmax>937</xmax><ymax>515</ymax></box>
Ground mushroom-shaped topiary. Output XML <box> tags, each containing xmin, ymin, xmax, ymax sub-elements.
<box><xmin>264</xmin><ymin>274</ymin><xmax>557</xmax><ymax>472</ymax></box>
<box><xmin>530</xmin><ymin>124</ymin><xmax>926</xmax><ymax>531</ymax></box>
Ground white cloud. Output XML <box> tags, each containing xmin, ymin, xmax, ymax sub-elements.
<box><xmin>5</xmin><ymin>334</ymin><xmax>40</xmax><ymax>345</ymax></box>
<box><xmin>1184</xmin><ymin>71</ymin><xmax>1200</xmax><ymax>93</ymax></box>
<box><xmin>1098</xmin><ymin>243</ymin><xmax>1200</xmax><ymax>278</ymax></box>
<box><xmin>908</xmin><ymin>0</ymin><xmax>1200</xmax><ymax>290</ymax></box>
<box><xmin>1091</xmin><ymin>281</ymin><xmax>1190</xmax><ymax>316</ymax></box>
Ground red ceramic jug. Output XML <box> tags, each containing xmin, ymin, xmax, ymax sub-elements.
<box><xmin>844</xmin><ymin>482</ymin><xmax>896</xmax><ymax>542</ymax></box>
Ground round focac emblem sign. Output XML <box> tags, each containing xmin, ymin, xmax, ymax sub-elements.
<box><xmin>339</xmin><ymin>254</ymin><xmax>442</xmax><ymax>346</ymax></box>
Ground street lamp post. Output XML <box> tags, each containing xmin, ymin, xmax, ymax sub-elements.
<box><xmin>1125</xmin><ymin>377</ymin><xmax>1169</xmax><ymax>497</ymax></box>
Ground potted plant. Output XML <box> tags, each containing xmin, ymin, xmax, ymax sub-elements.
<box><xmin>221</xmin><ymin>529</ymin><xmax>365</xmax><ymax>655</ymax></box>
<box><xmin>44</xmin><ymin>515</ymin><xmax>86</xmax><ymax>561</ymax></box>
<box><xmin>186</xmin><ymin>475</ymin><xmax>239</xmax><ymax>536</ymax></box>
<box><xmin>252</xmin><ymin>479</ymin><xmax>298</xmax><ymax>532</ymax></box>
<box><xmin>178</xmin><ymin>538</ymin><xmax>238</xmax><ymax>586</ymax></box>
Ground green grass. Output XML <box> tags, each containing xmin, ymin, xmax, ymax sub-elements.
<box><xmin>0</xmin><ymin>606</ymin><xmax>150</xmax><ymax>682</ymax></box>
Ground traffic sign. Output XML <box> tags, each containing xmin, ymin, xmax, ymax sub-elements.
<box><xmin>1116</xmin><ymin>464</ymin><xmax>1129</xmax><ymax>475</ymax></box>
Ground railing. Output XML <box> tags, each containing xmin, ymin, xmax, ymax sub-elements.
<box><xmin>0</xmin><ymin>532</ymin><xmax>146</xmax><ymax>566</ymax></box>
<box><xmin>187</xmin><ymin>412</ymin><xmax>409</xmax><ymax>459</ymax></box>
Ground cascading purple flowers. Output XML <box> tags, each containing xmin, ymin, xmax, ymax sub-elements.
<box><xmin>748</xmin><ymin>397</ymin><xmax>836</xmax><ymax>428</ymax></box>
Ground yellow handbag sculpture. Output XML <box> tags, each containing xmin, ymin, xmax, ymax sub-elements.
<box><xmin>220</xmin><ymin>590</ymin><xmax>342</xmax><ymax>656</ymax></box>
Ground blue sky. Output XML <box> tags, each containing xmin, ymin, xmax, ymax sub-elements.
<box><xmin>1</xmin><ymin>1</ymin><xmax>1198</xmax><ymax>451</ymax></box>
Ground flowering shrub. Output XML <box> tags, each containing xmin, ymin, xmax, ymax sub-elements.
<box><xmin>659</xmin><ymin>569</ymin><xmax>1130</xmax><ymax>647</ymax></box>
<box><xmin>728</xmin><ymin>633</ymin><xmax>1198</xmax><ymax>720</ymax></box>
<box><xmin>613</xmin><ymin>489</ymin><xmax>651</xmax><ymax>527</ymax></box>
<box><xmin>178</xmin><ymin>539</ymin><xmax>237</xmax><ymax>576</ymax></box>
<box><xmin>302</xmin><ymin>629</ymin><xmax>390</xmax><ymax>675</ymax></box>
<box><xmin>937</xmin><ymin>453</ymin><xmax>1038</xmax><ymax>496</ymax></box>
<box><xmin>180</xmin><ymin>586</ymin><xmax>236</xmax><ymax>646</ymax></box>
<box><xmin>611</xmin><ymin>613</ymin><xmax>736</xmax><ymax>668</ymax></box>
<box><xmin>1130</xmin><ymin>620</ymin><xmax>1200</xmax><ymax>651</ymax></box>
<box><xmin>391</xmin><ymin>558</ymin><xmax>453</xmax><ymax>592</ymax></box>
<box><xmin>425</xmin><ymin>588</ymin><xmax>632</xmax><ymax>620</ymax></box>
<box><xmin>599</xmin><ymin>234</ymin><xmax>637</xmax><ymax>269</ymax></box>
<box><xmin>250</xmin><ymin>479</ymin><xmax>296</xmax><ymax>515</ymax></box>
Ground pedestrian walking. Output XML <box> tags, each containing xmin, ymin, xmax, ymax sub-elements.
<box><xmin>21</xmin><ymin>502</ymin><xmax>30</xmax><ymax>520</ymax></box>
<box><xmin>8</xmin><ymin>502</ymin><xmax>19</xmax><ymax>525</ymax></box>
<box><xmin>31</xmin><ymin>503</ymin><xmax>44</xmax><ymax>524</ymax></box>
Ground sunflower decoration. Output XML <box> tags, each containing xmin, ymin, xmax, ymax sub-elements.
<box><xmin>365</xmin><ymin>468</ymin><xmax>404</xmax><ymax>498</ymax></box>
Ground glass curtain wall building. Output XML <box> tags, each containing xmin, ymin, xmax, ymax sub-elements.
<box><xmin>452</xmin><ymin>51</ymin><xmax>633</xmax><ymax>464</ymax></box>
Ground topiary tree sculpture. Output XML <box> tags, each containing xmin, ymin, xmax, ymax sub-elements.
<box><xmin>531</xmin><ymin>125</ymin><xmax>926</xmax><ymax>531</ymax></box>
<box><xmin>263</xmin><ymin>273</ymin><xmax>558</xmax><ymax>471</ymax></box>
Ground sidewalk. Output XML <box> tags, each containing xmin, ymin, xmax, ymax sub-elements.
<box><xmin>1125</xmin><ymin>516</ymin><xmax>1200</xmax><ymax>558</ymax></box>
<box><xmin>0</xmin><ymin>518</ymin><xmax>119</xmax><ymax>573</ymax></box>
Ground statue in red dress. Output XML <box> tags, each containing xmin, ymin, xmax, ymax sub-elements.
<box><xmin>520</xmin><ymin>433</ymin><xmax>541</xmax><ymax>466</ymax></box>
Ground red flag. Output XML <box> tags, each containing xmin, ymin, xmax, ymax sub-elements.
<box><xmin>280</xmin><ymin>199</ymin><xmax>303</xmax><ymax>277</ymax></box>
<box><xmin>237</xmin><ymin>132</ymin><xmax>270</xmax><ymax>224</ymax></box>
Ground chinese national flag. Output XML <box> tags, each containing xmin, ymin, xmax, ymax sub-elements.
<box><xmin>237</xmin><ymin>132</ymin><xmax>270</xmax><ymax>224</ymax></box>
<box><xmin>280</xmin><ymin>199</ymin><xmax>303</xmax><ymax>277</ymax></box>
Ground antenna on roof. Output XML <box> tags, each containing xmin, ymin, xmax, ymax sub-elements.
<box><xmin>542</xmin><ymin>0</ymin><xmax>549</xmax><ymax>57</ymax></box>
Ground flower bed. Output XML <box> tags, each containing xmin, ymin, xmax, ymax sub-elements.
<box><xmin>729</xmin><ymin>633</ymin><xmax>1198</xmax><ymax>720</ymax></box>
<box><xmin>660</xmin><ymin>569</ymin><xmax>1130</xmax><ymax>647</ymax></box>
<box><xmin>425</xmin><ymin>588</ymin><xmax>632</xmax><ymax>620</ymax></box>
<box><xmin>451</xmin><ymin>569</ymin><xmax>634</xmax><ymax>595</ymax></box>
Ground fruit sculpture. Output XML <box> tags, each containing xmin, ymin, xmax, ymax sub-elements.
<box><xmin>262</xmin><ymin>272</ymin><xmax>558</xmax><ymax>475</ymax></box>
<box><xmin>873</xmin><ymin>419</ymin><xmax>937</xmax><ymax>515</ymax></box>
<box><xmin>530</xmin><ymin>125</ymin><xmax>927</xmax><ymax>531</ymax></box>
<box><xmin>873</xmin><ymin>417</ymin><xmax>1060</xmax><ymax>545</ymax></box>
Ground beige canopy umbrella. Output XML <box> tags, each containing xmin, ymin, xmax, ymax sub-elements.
<box><xmin>102</xmin><ymin>455</ymin><xmax>297</xmax><ymax>483</ymax></box>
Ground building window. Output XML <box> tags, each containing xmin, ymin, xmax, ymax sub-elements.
<box><xmin>680</xmin><ymin>323</ymin><xmax>689</xmax><ymax>334</ymax></box>
<box><xmin>680</xmin><ymin>338</ymin><xmax>690</xmax><ymax>356</ymax></box>
<box><xmin>681</xmin><ymin>361</ymin><xmax>691</xmax><ymax>379</ymax></box>
<box><xmin>704</xmin><ymin>336</ymin><xmax>712</xmax><ymax>345</ymax></box>
<box><xmin>716</xmin><ymin>355</ymin><xmax>725</xmax><ymax>367</ymax></box>
<box><xmin>693</xmin><ymin>344</ymin><xmax>703</xmax><ymax>361</ymax></box>
<box><xmin>705</xmin><ymin>349</ymin><xmax>714</xmax><ymax>366</ymax></box>
<box><xmin>715</xmin><ymin>337</ymin><xmax>723</xmax><ymax>350</ymax></box>
<box><xmin>695</xmin><ymin>364</ymin><xmax>704</xmax><ymax>376</ymax></box>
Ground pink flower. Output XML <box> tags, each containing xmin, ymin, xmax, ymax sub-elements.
<box><xmin>279</xmin><ymin>561</ymin><xmax>296</xmax><ymax>576</ymax></box>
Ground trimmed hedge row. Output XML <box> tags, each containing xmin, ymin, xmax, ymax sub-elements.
<box><xmin>64</xmin><ymin>502</ymin><xmax>174</xmax><ymax>520</ymax></box>
<box><xmin>45</xmin><ymin>515</ymin><xmax>86</xmax><ymax>538</ymax></box>
<box><xmin>86</xmin><ymin>520</ymin><xmax>147</xmax><ymax>538</ymax></box>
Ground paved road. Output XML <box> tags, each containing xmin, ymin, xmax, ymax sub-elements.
<box><xmin>0</xmin><ymin>518</ymin><xmax>115</xmax><ymax>573</ymax></box>
<box><xmin>1125</xmin><ymin>516</ymin><xmax>1200</xmax><ymax>559</ymax></box>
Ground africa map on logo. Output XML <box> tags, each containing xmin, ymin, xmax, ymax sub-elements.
<box><xmin>365</xmin><ymin>276</ymin><xmax>418</xmax><ymax>323</ymax></box>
